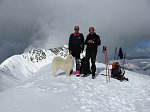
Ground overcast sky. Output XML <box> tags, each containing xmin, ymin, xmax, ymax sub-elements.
<box><xmin>0</xmin><ymin>0</ymin><xmax>150</xmax><ymax>63</ymax></box>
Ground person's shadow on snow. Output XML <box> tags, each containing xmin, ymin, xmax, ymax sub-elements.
<box><xmin>95</xmin><ymin>68</ymin><xmax>106</xmax><ymax>78</ymax></box>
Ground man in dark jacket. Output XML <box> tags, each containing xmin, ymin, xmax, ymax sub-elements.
<box><xmin>68</xmin><ymin>26</ymin><xmax>84</xmax><ymax>76</ymax></box>
<box><xmin>83</xmin><ymin>27</ymin><xmax>101</xmax><ymax>79</ymax></box>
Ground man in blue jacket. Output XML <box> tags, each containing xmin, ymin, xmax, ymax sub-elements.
<box><xmin>83</xmin><ymin>27</ymin><xmax>101</xmax><ymax>79</ymax></box>
<box><xmin>69</xmin><ymin>26</ymin><xmax>84</xmax><ymax>76</ymax></box>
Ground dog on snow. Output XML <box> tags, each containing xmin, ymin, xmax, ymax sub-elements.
<box><xmin>52</xmin><ymin>55</ymin><xmax>74</xmax><ymax>76</ymax></box>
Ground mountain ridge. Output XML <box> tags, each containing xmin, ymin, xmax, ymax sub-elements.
<box><xmin>0</xmin><ymin>45</ymin><xmax>68</xmax><ymax>92</ymax></box>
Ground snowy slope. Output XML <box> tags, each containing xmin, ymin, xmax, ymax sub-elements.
<box><xmin>0</xmin><ymin>45</ymin><xmax>69</xmax><ymax>92</ymax></box>
<box><xmin>0</xmin><ymin>44</ymin><xmax>150</xmax><ymax>112</ymax></box>
<box><xmin>0</xmin><ymin>63</ymin><xmax>150</xmax><ymax>112</ymax></box>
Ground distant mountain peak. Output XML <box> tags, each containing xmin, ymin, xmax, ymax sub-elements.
<box><xmin>22</xmin><ymin>45</ymin><xmax>69</xmax><ymax>63</ymax></box>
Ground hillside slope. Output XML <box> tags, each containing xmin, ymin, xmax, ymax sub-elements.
<box><xmin>0</xmin><ymin>63</ymin><xmax>149</xmax><ymax>112</ymax></box>
<box><xmin>0</xmin><ymin>45</ymin><xmax>68</xmax><ymax>92</ymax></box>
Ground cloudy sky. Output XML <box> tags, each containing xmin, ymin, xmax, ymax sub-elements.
<box><xmin>0</xmin><ymin>0</ymin><xmax>150</xmax><ymax>63</ymax></box>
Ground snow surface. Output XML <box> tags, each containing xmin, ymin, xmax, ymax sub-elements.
<box><xmin>0</xmin><ymin>45</ymin><xmax>150</xmax><ymax>112</ymax></box>
<box><xmin>0</xmin><ymin>63</ymin><xmax>150</xmax><ymax>112</ymax></box>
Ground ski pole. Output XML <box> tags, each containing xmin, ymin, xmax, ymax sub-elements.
<box><xmin>123</xmin><ymin>52</ymin><xmax>126</xmax><ymax>70</ymax></box>
<box><xmin>105</xmin><ymin>48</ymin><xmax>108</xmax><ymax>83</ymax></box>
<box><xmin>103</xmin><ymin>46</ymin><xmax>110</xmax><ymax>83</ymax></box>
<box><xmin>106</xmin><ymin>47</ymin><xmax>110</xmax><ymax>82</ymax></box>
<box><xmin>105</xmin><ymin>46</ymin><xmax>110</xmax><ymax>82</ymax></box>
<box><xmin>114</xmin><ymin>47</ymin><xmax>118</xmax><ymax>60</ymax></box>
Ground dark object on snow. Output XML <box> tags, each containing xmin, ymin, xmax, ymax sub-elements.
<box><xmin>118</xmin><ymin>47</ymin><xmax>123</xmax><ymax>60</ymax></box>
<box><xmin>111</xmin><ymin>62</ymin><xmax>129</xmax><ymax>81</ymax></box>
<box><xmin>80</xmin><ymin>57</ymin><xmax>91</xmax><ymax>76</ymax></box>
<box><xmin>80</xmin><ymin>57</ymin><xmax>86</xmax><ymax>75</ymax></box>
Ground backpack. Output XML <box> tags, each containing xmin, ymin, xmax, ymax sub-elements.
<box><xmin>112</xmin><ymin>62</ymin><xmax>120</xmax><ymax>69</ymax></box>
<box><xmin>111</xmin><ymin>62</ymin><xmax>121</xmax><ymax>77</ymax></box>
<box><xmin>80</xmin><ymin>57</ymin><xmax>86</xmax><ymax>74</ymax></box>
<box><xmin>111</xmin><ymin>62</ymin><xmax>128</xmax><ymax>81</ymax></box>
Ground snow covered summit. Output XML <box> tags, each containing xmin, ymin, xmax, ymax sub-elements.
<box><xmin>0</xmin><ymin>45</ymin><xmax>68</xmax><ymax>92</ymax></box>
<box><xmin>0</xmin><ymin>45</ymin><xmax>150</xmax><ymax>112</ymax></box>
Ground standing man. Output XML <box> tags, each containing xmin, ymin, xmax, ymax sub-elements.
<box><xmin>83</xmin><ymin>27</ymin><xmax>101</xmax><ymax>79</ymax></box>
<box><xmin>68</xmin><ymin>26</ymin><xmax>84</xmax><ymax>76</ymax></box>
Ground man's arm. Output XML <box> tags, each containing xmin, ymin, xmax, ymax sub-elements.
<box><xmin>84</xmin><ymin>36</ymin><xmax>90</xmax><ymax>45</ymax></box>
<box><xmin>94</xmin><ymin>35</ymin><xmax>101</xmax><ymax>46</ymax></box>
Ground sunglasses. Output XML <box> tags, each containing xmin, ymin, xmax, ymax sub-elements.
<box><xmin>74</xmin><ymin>28</ymin><xmax>79</xmax><ymax>31</ymax></box>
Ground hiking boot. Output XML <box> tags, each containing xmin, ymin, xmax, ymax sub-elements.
<box><xmin>92</xmin><ymin>72</ymin><xmax>95</xmax><ymax>79</ymax></box>
<box><xmin>120</xmin><ymin>79</ymin><xmax>123</xmax><ymax>82</ymax></box>
<box><xmin>76</xmin><ymin>70</ymin><xmax>80</xmax><ymax>77</ymax></box>
<box><xmin>92</xmin><ymin>75</ymin><xmax>95</xmax><ymax>79</ymax></box>
<box><xmin>82</xmin><ymin>74</ymin><xmax>88</xmax><ymax>77</ymax></box>
<box><xmin>69</xmin><ymin>69</ymin><xmax>73</xmax><ymax>76</ymax></box>
<box><xmin>125</xmin><ymin>78</ymin><xmax>129</xmax><ymax>81</ymax></box>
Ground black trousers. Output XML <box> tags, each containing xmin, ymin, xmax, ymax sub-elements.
<box><xmin>85</xmin><ymin>50</ymin><xmax>97</xmax><ymax>76</ymax></box>
<box><xmin>71</xmin><ymin>49</ymin><xmax>81</xmax><ymax>71</ymax></box>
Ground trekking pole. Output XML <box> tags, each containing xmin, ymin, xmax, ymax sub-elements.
<box><xmin>105</xmin><ymin>46</ymin><xmax>110</xmax><ymax>82</ymax></box>
<box><xmin>114</xmin><ymin>47</ymin><xmax>118</xmax><ymax>60</ymax></box>
<box><xmin>103</xmin><ymin>46</ymin><xmax>110</xmax><ymax>83</ymax></box>
<box><xmin>104</xmin><ymin>46</ymin><xmax>108</xmax><ymax>83</ymax></box>
<box><xmin>123</xmin><ymin>52</ymin><xmax>126</xmax><ymax>70</ymax></box>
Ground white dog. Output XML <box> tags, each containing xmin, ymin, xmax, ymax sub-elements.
<box><xmin>52</xmin><ymin>55</ymin><xmax>74</xmax><ymax>76</ymax></box>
